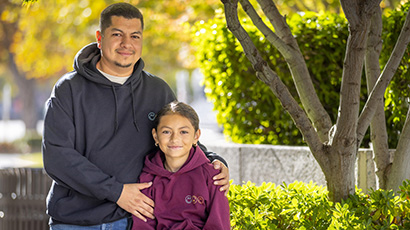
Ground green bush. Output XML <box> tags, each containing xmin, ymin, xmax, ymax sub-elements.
<box><xmin>381</xmin><ymin>3</ymin><xmax>410</xmax><ymax>147</ymax></box>
<box><xmin>228</xmin><ymin>180</ymin><xmax>410</xmax><ymax>229</ymax></box>
<box><xmin>191</xmin><ymin>3</ymin><xmax>410</xmax><ymax>148</ymax></box>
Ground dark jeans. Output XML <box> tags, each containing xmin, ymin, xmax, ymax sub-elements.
<box><xmin>50</xmin><ymin>217</ymin><xmax>132</xmax><ymax>230</ymax></box>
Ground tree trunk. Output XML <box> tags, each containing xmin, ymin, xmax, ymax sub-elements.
<box><xmin>324</xmin><ymin>147</ymin><xmax>356</xmax><ymax>202</ymax></box>
<box><xmin>387</xmin><ymin>109</ymin><xmax>410</xmax><ymax>190</ymax></box>
<box><xmin>1</xmin><ymin>1</ymin><xmax>38</xmax><ymax>134</ymax></box>
<box><xmin>364</xmin><ymin>7</ymin><xmax>390</xmax><ymax>190</ymax></box>
<box><xmin>8</xmin><ymin>52</ymin><xmax>37</xmax><ymax>133</ymax></box>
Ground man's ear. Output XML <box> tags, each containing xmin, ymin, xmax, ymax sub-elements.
<box><xmin>96</xmin><ymin>30</ymin><xmax>102</xmax><ymax>49</ymax></box>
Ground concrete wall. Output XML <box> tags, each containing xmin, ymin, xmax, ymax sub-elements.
<box><xmin>206</xmin><ymin>143</ymin><xmax>377</xmax><ymax>191</ymax></box>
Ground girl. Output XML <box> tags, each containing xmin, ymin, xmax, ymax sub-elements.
<box><xmin>132</xmin><ymin>101</ymin><xmax>230</xmax><ymax>230</ymax></box>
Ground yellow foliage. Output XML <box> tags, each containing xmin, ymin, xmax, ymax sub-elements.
<box><xmin>2</xmin><ymin>0</ymin><xmax>345</xmax><ymax>82</ymax></box>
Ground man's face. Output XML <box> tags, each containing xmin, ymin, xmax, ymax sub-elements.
<box><xmin>96</xmin><ymin>16</ymin><xmax>143</xmax><ymax>76</ymax></box>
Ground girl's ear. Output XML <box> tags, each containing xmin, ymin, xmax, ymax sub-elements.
<box><xmin>193</xmin><ymin>129</ymin><xmax>201</xmax><ymax>146</ymax></box>
<box><xmin>152</xmin><ymin>128</ymin><xmax>158</xmax><ymax>143</ymax></box>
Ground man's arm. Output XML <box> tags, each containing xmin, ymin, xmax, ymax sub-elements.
<box><xmin>42</xmin><ymin>87</ymin><xmax>122</xmax><ymax>203</ymax></box>
<box><xmin>198</xmin><ymin>142</ymin><xmax>230</xmax><ymax>194</ymax></box>
<box><xmin>198</xmin><ymin>142</ymin><xmax>228</xmax><ymax>167</ymax></box>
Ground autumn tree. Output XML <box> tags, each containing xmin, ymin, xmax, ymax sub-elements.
<box><xmin>0</xmin><ymin>0</ymin><xmax>37</xmax><ymax>133</ymax></box>
<box><xmin>0</xmin><ymin>0</ymin><xmax>108</xmax><ymax>137</ymax></box>
<box><xmin>218</xmin><ymin>0</ymin><xmax>410</xmax><ymax>202</ymax></box>
<box><xmin>1</xmin><ymin>0</ymin><xmax>224</xmax><ymax>126</ymax></box>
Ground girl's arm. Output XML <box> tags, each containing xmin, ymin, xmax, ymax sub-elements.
<box><xmin>203</xmin><ymin>166</ymin><xmax>231</xmax><ymax>230</ymax></box>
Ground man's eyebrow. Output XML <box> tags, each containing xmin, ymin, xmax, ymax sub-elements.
<box><xmin>110</xmin><ymin>28</ymin><xmax>142</xmax><ymax>35</ymax></box>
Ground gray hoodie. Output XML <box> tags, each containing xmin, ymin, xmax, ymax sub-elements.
<box><xmin>42</xmin><ymin>42</ymin><xmax>177</xmax><ymax>225</ymax></box>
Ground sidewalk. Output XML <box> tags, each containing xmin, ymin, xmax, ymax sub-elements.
<box><xmin>0</xmin><ymin>153</ymin><xmax>38</xmax><ymax>169</ymax></box>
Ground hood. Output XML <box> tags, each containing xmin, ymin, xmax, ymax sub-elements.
<box><xmin>73</xmin><ymin>42</ymin><xmax>145</xmax><ymax>86</ymax></box>
<box><xmin>73</xmin><ymin>42</ymin><xmax>145</xmax><ymax>133</ymax></box>
<box><xmin>143</xmin><ymin>145</ymin><xmax>210</xmax><ymax>178</ymax></box>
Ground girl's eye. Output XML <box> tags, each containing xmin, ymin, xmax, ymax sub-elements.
<box><xmin>112</xmin><ymin>33</ymin><xmax>121</xmax><ymax>37</ymax></box>
<box><xmin>162</xmin><ymin>130</ymin><xmax>170</xmax><ymax>134</ymax></box>
<box><xmin>181</xmin><ymin>131</ymin><xmax>189</xmax><ymax>134</ymax></box>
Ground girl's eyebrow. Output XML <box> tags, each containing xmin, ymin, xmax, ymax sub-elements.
<box><xmin>159</xmin><ymin>125</ymin><xmax>191</xmax><ymax>130</ymax></box>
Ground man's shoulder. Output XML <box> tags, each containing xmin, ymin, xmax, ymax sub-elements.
<box><xmin>141</xmin><ymin>71</ymin><xmax>168</xmax><ymax>84</ymax></box>
<box><xmin>140</xmin><ymin>70</ymin><xmax>174</xmax><ymax>93</ymax></box>
<box><xmin>56</xmin><ymin>71</ymin><xmax>84</xmax><ymax>86</ymax></box>
<box><xmin>52</xmin><ymin>71</ymin><xmax>90</xmax><ymax>98</ymax></box>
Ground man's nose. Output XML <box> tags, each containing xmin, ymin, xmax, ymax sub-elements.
<box><xmin>120</xmin><ymin>36</ymin><xmax>131</xmax><ymax>47</ymax></box>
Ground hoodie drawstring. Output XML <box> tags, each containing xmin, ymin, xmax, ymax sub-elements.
<box><xmin>111</xmin><ymin>85</ymin><xmax>119</xmax><ymax>135</ymax></box>
<box><xmin>130</xmin><ymin>82</ymin><xmax>140</xmax><ymax>132</ymax></box>
<box><xmin>110</xmin><ymin>82</ymin><xmax>140</xmax><ymax>136</ymax></box>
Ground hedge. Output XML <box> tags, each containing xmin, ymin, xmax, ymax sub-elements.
<box><xmin>228</xmin><ymin>180</ymin><xmax>410</xmax><ymax>229</ymax></box>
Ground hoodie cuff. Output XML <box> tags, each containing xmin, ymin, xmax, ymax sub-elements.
<box><xmin>107</xmin><ymin>182</ymin><xmax>124</xmax><ymax>203</ymax></box>
<box><xmin>205</xmin><ymin>151</ymin><xmax>228</xmax><ymax>168</ymax></box>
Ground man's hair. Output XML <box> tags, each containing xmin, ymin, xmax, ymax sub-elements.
<box><xmin>154</xmin><ymin>101</ymin><xmax>200</xmax><ymax>131</ymax></box>
<box><xmin>100</xmin><ymin>2</ymin><xmax>144</xmax><ymax>33</ymax></box>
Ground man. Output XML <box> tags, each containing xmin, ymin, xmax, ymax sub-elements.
<box><xmin>42</xmin><ymin>3</ymin><xmax>229</xmax><ymax>229</ymax></box>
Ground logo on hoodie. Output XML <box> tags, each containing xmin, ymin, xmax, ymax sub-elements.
<box><xmin>148</xmin><ymin>112</ymin><xmax>156</xmax><ymax>121</ymax></box>
<box><xmin>185</xmin><ymin>195</ymin><xmax>204</xmax><ymax>205</ymax></box>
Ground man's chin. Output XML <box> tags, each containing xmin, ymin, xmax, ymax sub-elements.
<box><xmin>114</xmin><ymin>62</ymin><xmax>133</xmax><ymax>68</ymax></box>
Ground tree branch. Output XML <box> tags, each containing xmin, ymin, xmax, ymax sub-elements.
<box><xmin>239</xmin><ymin>0</ymin><xmax>333</xmax><ymax>143</ymax></box>
<box><xmin>358</xmin><ymin>9</ymin><xmax>410</xmax><ymax>142</ymax></box>
<box><xmin>364</xmin><ymin>6</ymin><xmax>390</xmax><ymax>189</ymax></box>
<box><xmin>340</xmin><ymin>0</ymin><xmax>381</xmax><ymax>29</ymax></box>
<box><xmin>221</xmin><ymin>0</ymin><xmax>326</xmax><ymax>164</ymax></box>
<box><xmin>255</xmin><ymin>0</ymin><xmax>296</xmax><ymax>47</ymax></box>
<box><xmin>238</xmin><ymin>0</ymin><xmax>288</xmax><ymax>55</ymax></box>
<box><xmin>387</xmin><ymin>107</ymin><xmax>410</xmax><ymax>190</ymax></box>
<box><xmin>333</xmin><ymin>0</ymin><xmax>380</xmax><ymax>149</ymax></box>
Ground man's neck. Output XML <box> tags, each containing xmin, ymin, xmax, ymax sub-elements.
<box><xmin>96</xmin><ymin>61</ymin><xmax>132</xmax><ymax>77</ymax></box>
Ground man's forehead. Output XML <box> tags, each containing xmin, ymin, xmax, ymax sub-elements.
<box><xmin>106</xmin><ymin>19</ymin><xmax>142</xmax><ymax>34</ymax></box>
<box><xmin>110</xmin><ymin>15</ymin><xmax>142</xmax><ymax>24</ymax></box>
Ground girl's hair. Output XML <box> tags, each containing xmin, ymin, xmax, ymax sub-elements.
<box><xmin>154</xmin><ymin>101</ymin><xmax>200</xmax><ymax>131</ymax></box>
<box><xmin>100</xmin><ymin>2</ymin><xmax>144</xmax><ymax>34</ymax></box>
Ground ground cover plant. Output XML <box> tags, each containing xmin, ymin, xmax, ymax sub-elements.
<box><xmin>228</xmin><ymin>180</ymin><xmax>410</xmax><ymax>229</ymax></box>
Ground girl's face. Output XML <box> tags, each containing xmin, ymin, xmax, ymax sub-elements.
<box><xmin>152</xmin><ymin>114</ymin><xmax>200</xmax><ymax>162</ymax></box>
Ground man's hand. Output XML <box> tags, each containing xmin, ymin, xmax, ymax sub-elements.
<box><xmin>116</xmin><ymin>182</ymin><xmax>155</xmax><ymax>222</ymax></box>
<box><xmin>212</xmin><ymin>160</ymin><xmax>230</xmax><ymax>196</ymax></box>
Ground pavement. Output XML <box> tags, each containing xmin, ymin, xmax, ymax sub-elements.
<box><xmin>0</xmin><ymin>153</ymin><xmax>38</xmax><ymax>169</ymax></box>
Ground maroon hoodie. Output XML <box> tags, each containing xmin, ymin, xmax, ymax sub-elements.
<box><xmin>132</xmin><ymin>145</ymin><xmax>230</xmax><ymax>230</ymax></box>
